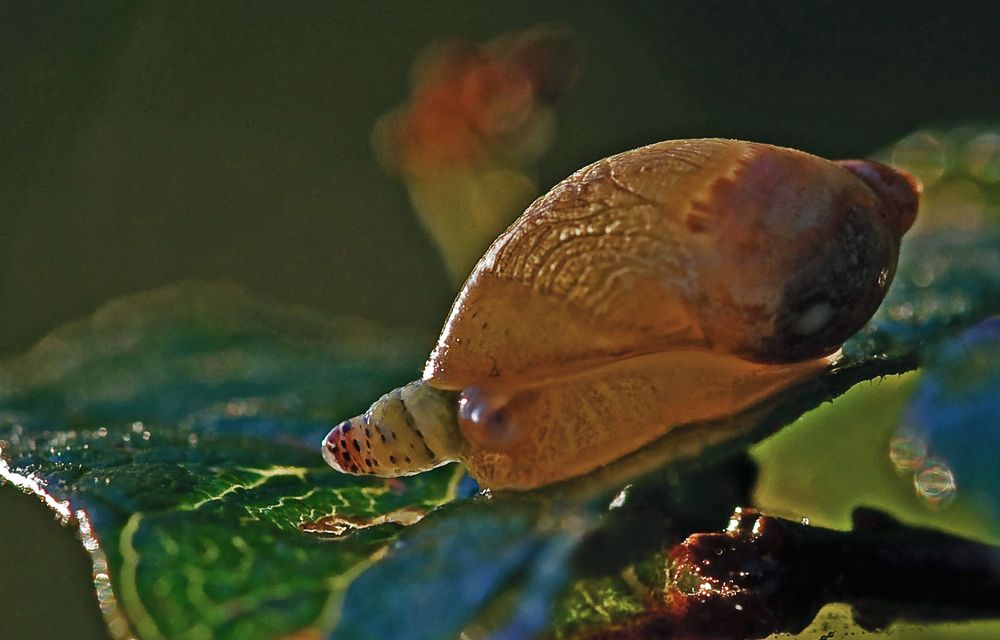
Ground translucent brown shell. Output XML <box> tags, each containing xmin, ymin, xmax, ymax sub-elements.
<box><xmin>425</xmin><ymin>139</ymin><xmax>910</xmax><ymax>388</ymax></box>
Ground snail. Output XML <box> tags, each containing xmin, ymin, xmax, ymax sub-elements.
<box><xmin>322</xmin><ymin>139</ymin><xmax>920</xmax><ymax>490</ymax></box>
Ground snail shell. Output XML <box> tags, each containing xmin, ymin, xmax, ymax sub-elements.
<box><xmin>323</xmin><ymin>139</ymin><xmax>919</xmax><ymax>490</ymax></box>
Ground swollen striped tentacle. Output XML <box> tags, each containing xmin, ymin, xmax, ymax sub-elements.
<box><xmin>321</xmin><ymin>380</ymin><xmax>460</xmax><ymax>477</ymax></box>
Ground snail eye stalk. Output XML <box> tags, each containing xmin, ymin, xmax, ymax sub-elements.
<box><xmin>457</xmin><ymin>387</ymin><xmax>521</xmax><ymax>450</ymax></box>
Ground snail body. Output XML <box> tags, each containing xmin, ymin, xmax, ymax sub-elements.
<box><xmin>323</xmin><ymin>139</ymin><xmax>919</xmax><ymax>490</ymax></box>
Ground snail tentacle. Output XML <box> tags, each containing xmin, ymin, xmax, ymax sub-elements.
<box><xmin>322</xmin><ymin>381</ymin><xmax>460</xmax><ymax>477</ymax></box>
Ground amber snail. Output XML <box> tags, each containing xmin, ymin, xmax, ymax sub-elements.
<box><xmin>322</xmin><ymin>139</ymin><xmax>920</xmax><ymax>490</ymax></box>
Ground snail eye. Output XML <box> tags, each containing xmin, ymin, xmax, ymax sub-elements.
<box><xmin>457</xmin><ymin>387</ymin><xmax>520</xmax><ymax>450</ymax></box>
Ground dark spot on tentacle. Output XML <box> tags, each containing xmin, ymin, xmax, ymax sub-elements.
<box><xmin>399</xmin><ymin>399</ymin><xmax>418</xmax><ymax>432</ymax></box>
<box><xmin>353</xmin><ymin>440</ymin><xmax>361</xmax><ymax>452</ymax></box>
<box><xmin>341</xmin><ymin>420</ymin><xmax>352</xmax><ymax>433</ymax></box>
<box><xmin>350</xmin><ymin>463</ymin><xmax>359</xmax><ymax>473</ymax></box>
<box><xmin>404</xmin><ymin>456</ymin><xmax>411</xmax><ymax>464</ymax></box>
<box><xmin>398</xmin><ymin>395</ymin><xmax>438</xmax><ymax>461</ymax></box>
<box><xmin>389</xmin><ymin>455</ymin><xmax>397</xmax><ymax>464</ymax></box>
<box><xmin>380</xmin><ymin>434</ymin><xmax>387</xmax><ymax>443</ymax></box>
<box><xmin>364</xmin><ymin>428</ymin><xmax>372</xmax><ymax>438</ymax></box>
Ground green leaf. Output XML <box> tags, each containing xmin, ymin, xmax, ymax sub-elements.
<box><xmin>332</xmin><ymin>500</ymin><xmax>546</xmax><ymax>640</ymax></box>
<box><xmin>0</xmin><ymin>282</ymin><xmax>462</xmax><ymax>639</ymax></box>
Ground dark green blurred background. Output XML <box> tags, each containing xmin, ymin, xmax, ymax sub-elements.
<box><xmin>1</xmin><ymin>2</ymin><xmax>998</xmax><ymax>638</ymax></box>
<box><xmin>3</xmin><ymin>2</ymin><xmax>999</xmax><ymax>355</ymax></box>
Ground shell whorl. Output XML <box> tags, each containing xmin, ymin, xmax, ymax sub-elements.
<box><xmin>322</xmin><ymin>381</ymin><xmax>459</xmax><ymax>477</ymax></box>
<box><xmin>424</xmin><ymin>139</ymin><xmax>913</xmax><ymax>388</ymax></box>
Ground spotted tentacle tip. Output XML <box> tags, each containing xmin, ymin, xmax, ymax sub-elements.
<box><xmin>322</xmin><ymin>382</ymin><xmax>457</xmax><ymax>477</ymax></box>
<box><xmin>322</xmin><ymin>418</ymin><xmax>376</xmax><ymax>475</ymax></box>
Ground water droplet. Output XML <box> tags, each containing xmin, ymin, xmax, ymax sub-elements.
<box><xmin>888</xmin><ymin>303</ymin><xmax>915</xmax><ymax>322</ymax></box>
<box><xmin>911</xmin><ymin>264</ymin><xmax>936</xmax><ymax>288</ymax></box>
<box><xmin>889</xmin><ymin>432</ymin><xmax>928</xmax><ymax>472</ymax></box>
<box><xmin>608</xmin><ymin>484</ymin><xmax>631</xmax><ymax>510</ymax></box>
<box><xmin>915</xmin><ymin>460</ymin><xmax>956</xmax><ymax>507</ymax></box>
<box><xmin>891</xmin><ymin>131</ymin><xmax>946</xmax><ymax>187</ymax></box>
<box><xmin>967</xmin><ymin>131</ymin><xmax>1000</xmax><ymax>183</ymax></box>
